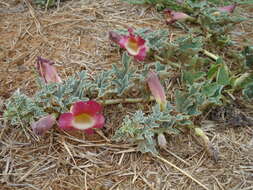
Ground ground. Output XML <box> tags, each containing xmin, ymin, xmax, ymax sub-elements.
<box><xmin>0</xmin><ymin>0</ymin><xmax>253</xmax><ymax>190</ymax></box>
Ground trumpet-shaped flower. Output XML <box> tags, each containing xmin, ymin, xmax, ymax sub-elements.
<box><xmin>164</xmin><ymin>8</ymin><xmax>194</xmax><ymax>24</ymax></box>
<box><xmin>31</xmin><ymin>115</ymin><xmax>56</xmax><ymax>136</ymax></box>
<box><xmin>36</xmin><ymin>56</ymin><xmax>62</xmax><ymax>83</ymax></box>
<box><xmin>217</xmin><ymin>4</ymin><xmax>236</xmax><ymax>13</ymax></box>
<box><xmin>109</xmin><ymin>28</ymin><xmax>148</xmax><ymax>61</ymax></box>
<box><xmin>58</xmin><ymin>100</ymin><xmax>105</xmax><ymax>134</ymax></box>
<box><xmin>147</xmin><ymin>71</ymin><xmax>167</xmax><ymax>111</ymax></box>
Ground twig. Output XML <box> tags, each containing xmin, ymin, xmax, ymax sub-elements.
<box><xmin>213</xmin><ymin>175</ymin><xmax>225</xmax><ymax>190</ymax></box>
<box><xmin>153</xmin><ymin>154</ymin><xmax>210</xmax><ymax>190</ymax></box>
<box><xmin>139</xmin><ymin>174</ymin><xmax>156</xmax><ymax>190</ymax></box>
<box><xmin>202</xmin><ymin>49</ymin><xmax>219</xmax><ymax>61</ymax></box>
<box><xmin>164</xmin><ymin>148</ymin><xmax>191</xmax><ymax>166</ymax></box>
<box><xmin>95</xmin><ymin>130</ymin><xmax>111</xmax><ymax>142</ymax></box>
<box><xmin>109</xmin><ymin>179</ymin><xmax>125</xmax><ymax>190</ymax></box>
<box><xmin>61</xmin><ymin>139</ymin><xmax>77</xmax><ymax>166</ymax></box>
<box><xmin>0</xmin><ymin>120</ymin><xmax>7</xmax><ymax>140</ymax></box>
<box><xmin>18</xmin><ymin>159</ymin><xmax>44</xmax><ymax>182</ymax></box>
<box><xmin>23</xmin><ymin>0</ymin><xmax>42</xmax><ymax>34</ymax></box>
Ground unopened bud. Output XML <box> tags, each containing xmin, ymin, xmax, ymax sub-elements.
<box><xmin>157</xmin><ymin>133</ymin><xmax>167</xmax><ymax>149</ymax></box>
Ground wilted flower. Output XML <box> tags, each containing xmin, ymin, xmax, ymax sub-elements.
<box><xmin>147</xmin><ymin>71</ymin><xmax>167</xmax><ymax>111</ymax></box>
<box><xmin>58</xmin><ymin>100</ymin><xmax>105</xmax><ymax>134</ymax></box>
<box><xmin>31</xmin><ymin>115</ymin><xmax>56</xmax><ymax>136</ymax></box>
<box><xmin>109</xmin><ymin>31</ymin><xmax>122</xmax><ymax>45</ymax></box>
<box><xmin>109</xmin><ymin>28</ymin><xmax>148</xmax><ymax>61</ymax></box>
<box><xmin>164</xmin><ymin>8</ymin><xmax>195</xmax><ymax>24</ymax></box>
<box><xmin>36</xmin><ymin>56</ymin><xmax>62</xmax><ymax>83</ymax></box>
<box><xmin>217</xmin><ymin>4</ymin><xmax>236</xmax><ymax>13</ymax></box>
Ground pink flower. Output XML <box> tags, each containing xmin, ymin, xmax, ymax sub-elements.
<box><xmin>36</xmin><ymin>56</ymin><xmax>62</xmax><ymax>83</ymax></box>
<box><xmin>58</xmin><ymin>100</ymin><xmax>105</xmax><ymax>134</ymax></box>
<box><xmin>217</xmin><ymin>4</ymin><xmax>236</xmax><ymax>13</ymax></box>
<box><xmin>147</xmin><ymin>71</ymin><xmax>167</xmax><ymax>111</ymax></box>
<box><xmin>31</xmin><ymin>115</ymin><xmax>56</xmax><ymax>136</ymax></box>
<box><xmin>109</xmin><ymin>28</ymin><xmax>148</xmax><ymax>61</ymax></box>
<box><xmin>164</xmin><ymin>8</ymin><xmax>194</xmax><ymax>24</ymax></box>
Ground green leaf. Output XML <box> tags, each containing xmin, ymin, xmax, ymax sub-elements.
<box><xmin>233</xmin><ymin>73</ymin><xmax>253</xmax><ymax>90</ymax></box>
<box><xmin>183</xmin><ymin>71</ymin><xmax>206</xmax><ymax>84</ymax></box>
<box><xmin>207</xmin><ymin>64</ymin><xmax>219</xmax><ymax>80</ymax></box>
<box><xmin>243</xmin><ymin>83</ymin><xmax>253</xmax><ymax>100</ymax></box>
<box><xmin>243</xmin><ymin>46</ymin><xmax>253</xmax><ymax>69</ymax></box>
<box><xmin>155</xmin><ymin>62</ymin><xmax>166</xmax><ymax>72</ymax></box>
<box><xmin>202</xmin><ymin>82</ymin><xmax>223</xmax><ymax>97</ymax></box>
<box><xmin>112</xmin><ymin>52</ymin><xmax>135</xmax><ymax>95</ymax></box>
<box><xmin>177</xmin><ymin>36</ymin><xmax>203</xmax><ymax>52</ymax></box>
<box><xmin>234</xmin><ymin>0</ymin><xmax>253</xmax><ymax>4</ymax></box>
<box><xmin>217</xmin><ymin>63</ymin><xmax>230</xmax><ymax>86</ymax></box>
<box><xmin>138</xmin><ymin>138</ymin><xmax>157</xmax><ymax>154</ymax></box>
<box><xmin>4</xmin><ymin>90</ymin><xmax>46</xmax><ymax>126</ymax></box>
<box><xmin>96</xmin><ymin>70</ymin><xmax>113</xmax><ymax>97</ymax></box>
<box><xmin>175</xmin><ymin>90</ymin><xmax>201</xmax><ymax>115</ymax></box>
<box><xmin>121</xmin><ymin>0</ymin><xmax>149</xmax><ymax>5</ymax></box>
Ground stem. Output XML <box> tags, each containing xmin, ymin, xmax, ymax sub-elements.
<box><xmin>98</xmin><ymin>97</ymin><xmax>154</xmax><ymax>106</ymax></box>
<box><xmin>202</xmin><ymin>49</ymin><xmax>219</xmax><ymax>61</ymax></box>
<box><xmin>154</xmin><ymin>55</ymin><xmax>181</xmax><ymax>68</ymax></box>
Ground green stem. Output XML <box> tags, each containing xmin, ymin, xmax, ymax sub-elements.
<box><xmin>97</xmin><ymin>97</ymin><xmax>154</xmax><ymax>106</ymax></box>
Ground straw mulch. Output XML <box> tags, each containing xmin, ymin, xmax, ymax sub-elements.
<box><xmin>0</xmin><ymin>0</ymin><xmax>253</xmax><ymax>189</ymax></box>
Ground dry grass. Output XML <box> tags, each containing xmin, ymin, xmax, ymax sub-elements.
<box><xmin>0</xmin><ymin>0</ymin><xmax>253</xmax><ymax>189</ymax></box>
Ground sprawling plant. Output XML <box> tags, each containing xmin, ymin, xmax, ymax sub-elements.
<box><xmin>3</xmin><ymin>0</ymin><xmax>253</xmax><ymax>160</ymax></box>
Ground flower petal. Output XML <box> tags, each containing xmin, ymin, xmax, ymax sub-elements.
<box><xmin>136</xmin><ymin>36</ymin><xmax>146</xmax><ymax>46</ymax></box>
<box><xmin>71</xmin><ymin>100</ymin><xmax>103</xmax><ymax>116</ymax></box>
<box><xmin>72</xmin><ymin>113</ymin><xmax>95</xmax><ymax>130</ymax></box>
<box><xmin>71</xmin><ymin>113</ymin><xmax>104</xmax><ymax>131</ymax></box>
<box><xmin>31</xmin><ymin>115</ymin><xmax>56</xmax><ymax>136</ymax></box>
<box><xmin>37</xmin><ymin>57</ymin><xmax>62</xmax><ymax>83</ymax></box>
<box><xmin>84</xmin><ymin>128</ymin><xmax>95</xmax><ymax>135</ymax></box>
<box><xmin>134</xmin><ymin>46</ymin><xmax>148</xmax><ymax>61</ymax></box>
<box><xmin>118</xmin><ymin>36</ymin><xmax>129</xmax><ymax>48</ymax></box>
<box><xmin>93</xmin><ymin>114</ymin><xmax>105</xmax><ymax>129</ymax></box>
<box><xmin>58</xmin><ymin>113</ymin><xmax>75</xmax><ymax>131</ymax></box>
<box><xmin>125</xmin><ymin>39</ymin><xmax>140</xmax><ymax>56</ymax></box>
<box><xmin>147</xmin><ymin>71</ymin><xmax>167</xmax><ymax>111</ymax></box>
